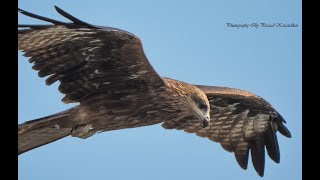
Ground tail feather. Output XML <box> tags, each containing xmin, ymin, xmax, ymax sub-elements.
<box><xmin>18</xmin><ymin>108</ymin><xmax>74</xmax><ymax>155</ymax></box>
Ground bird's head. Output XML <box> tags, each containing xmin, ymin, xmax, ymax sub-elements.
<box><xmin>163</xmin><ymin>78</ymin><xmax>211</xmax><ymax>128</ymax></box>
<box><xmin>187</xmin><ymin>87</ymin><xmax>211</xmax><ymax>128</ymax></box>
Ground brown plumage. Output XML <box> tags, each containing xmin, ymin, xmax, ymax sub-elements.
<box><xmin>18</xmin><ymin>6</ymin><xmax>291</xmax><ymax>177</ymax></box>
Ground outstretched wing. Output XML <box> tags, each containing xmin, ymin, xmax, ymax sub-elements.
<box><xmin>18</xmin><ymin>6</ymin><xmax>164</xmax><ymax>104</ymax></box>
<box><xmin>162</xmin><ymin>85</ymin><xmax>291</xmax><ymax>177</ymax></box>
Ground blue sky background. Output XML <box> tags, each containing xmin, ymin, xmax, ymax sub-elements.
<box><xmin>18</xmin><ymin>0</ymin><xmax>301</xmax><ymax>180</ymax></box>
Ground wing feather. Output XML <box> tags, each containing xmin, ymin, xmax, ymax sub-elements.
<box><xmin>250</xmin><ymin>137</ymin><xmax>265</xmax><ymax>177</ymax></box>
<box><xmin>162</xmin><ymin>85</ymin><xmax>291</xmax><ymax>176</ymax></box>
<box><xmin>234</xmin><ymin>140</ymin><xmax>250</xmax><ymax>170</ymax></box>
<box><xmin>18</xmin><ymin>7</ymin><xmax>164</xmax><ymax>104</ymax></box>
<box><xmin>265</xmin><ymin>121</ymin><xmax>280</xmax><ymax>163</ymax></box>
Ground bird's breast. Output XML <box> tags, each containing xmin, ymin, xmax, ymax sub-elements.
<box><xmin>74</xmin><ymin>91</ymin><xmax>182</xmax><ymax>132</ymax></box>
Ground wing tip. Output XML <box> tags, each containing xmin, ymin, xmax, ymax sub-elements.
<box><xmin>234</xmin><ymin>143</ymin><xmax>249</xmax><ymax>170</ymax></box>
<box><xmin>278</xmin><ymin>122</ymin><xmax>292</xmax><ymax>138</ymax></box>
<box><xmin>53</xmin><ymin>5</ymin><xmax>95</xmax><ymax>28</ymax></box>
<box><xmin>265</xmin><ymin>122</ymin><xmax>281</xmax><ymax>163</ymax></box>
<box><xmin>257</xmin><ymin>170</ymin><xmax>264</xmax><ymax>177</ymax></box>
<box><xmin>53</xmin><ymin>5</ymin><xmax>60</xmax><ymax>10</ymax></box>
<box><xmin>18</xmin><ymin>6</ymin><xmax>70</xmax><ymax>26</ymax></box>
<box><xmin>250</xmin><ymin>138</ymin><xmax>265</xmax><ymax>177</ymax></box>
<box><xmin>275</xmin><ymin>113</ymin><xmax>291</xmax><ymax>138</ymax></box>
<box><xmin>235</xmin><ymin>157</ymin><xmax>249</xmax><ymax>170</ymax></box>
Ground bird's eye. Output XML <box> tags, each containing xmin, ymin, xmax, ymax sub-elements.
<box><xmin>198</xmin><ymin>102</ymin><xmax>207</xmax><ymax>110</ymax></box>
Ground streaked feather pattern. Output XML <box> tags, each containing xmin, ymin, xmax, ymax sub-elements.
<box><xmin>162</xmin><ymin>85</ymin><xmax>291</xmax><ymax>176</ymax></box>
<box><xmin>18</xmin><ymin>7</ymin><xmax>164</xmax><ymax>104</ymax></box>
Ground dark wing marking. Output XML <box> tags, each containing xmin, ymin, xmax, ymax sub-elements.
<box><xmin>162</xmin><ymin>85</ymin><xmax>291</xmax><ymax>177</ymax></box>
<box><xmin>18</xmin><ymin>7</ymin><xmax>164</xmax><ymax>104</ymax></box>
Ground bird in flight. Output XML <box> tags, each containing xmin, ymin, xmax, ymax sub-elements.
<box><xmin>18</xmin><ymin>6</ymin><xmax>291</xmax><ymax>177</ymax></box>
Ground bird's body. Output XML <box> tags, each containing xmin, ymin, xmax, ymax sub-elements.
<box><xmin>62</xmin><ymin>77</ymin><xmax>206</xmax><ymax>133</ymax></box>
<box><xmin>18</xmin><ymin>6</ymin><xmax>291</xmax><ymax>177</ymax></box>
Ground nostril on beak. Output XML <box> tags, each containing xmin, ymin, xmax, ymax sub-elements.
<box><xmin>202</xmin><ymin>118</ymin><xmax>209</xmax><ymax>128</ymax></box>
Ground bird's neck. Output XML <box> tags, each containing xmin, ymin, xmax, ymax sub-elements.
<box><xmin>161</xmin><ymin>77</ymin><xmax>195</xmax><ymax>118</ymax></box>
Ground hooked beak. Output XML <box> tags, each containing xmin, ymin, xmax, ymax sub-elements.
<box><xmin>201</xmin><ymin>115</ymin><xmax>210</xmax><ymax>128</ymax></box>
